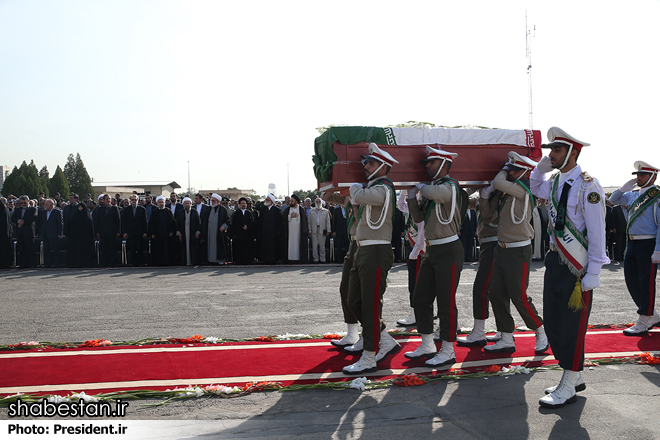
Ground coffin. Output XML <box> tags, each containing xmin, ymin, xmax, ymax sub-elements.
<box><xmin>314</xmin><ymin>126</ymin><xmax>542</xmax><ymax>193</ymax></box>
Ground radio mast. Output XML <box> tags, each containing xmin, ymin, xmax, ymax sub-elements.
<box><xmin>526</xmin><ymin>12</ymin><xmax>535</xmax><ymax>130</ymax></box>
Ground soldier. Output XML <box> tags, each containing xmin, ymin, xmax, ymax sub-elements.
<box><xmin>342</xmin><ymin>143</ymin><xmax>400</xmax><ymax>375</ymax></box>
<box><xmin>531</xmin><ymin>127</ymin><xmax>609</xmax><ymax>408</ymax></box>
<box><xmin>404</xmin><ymin>146</ymin><xmax>466</xmax><ymax>368</ymax></box>
<box><xmin>457</xmin><ymin>189</ymin><xmax>501</xmax><ymax>346</ymax></box>
<box><xmin>609</xmin><ymin>161</ymin><xmax>660</xmax><ymax>335</ymax></box>
<box><xmin>481</xmin><ymin>152</ymin><xmax>547</xmax><ymax>355</ymax></box>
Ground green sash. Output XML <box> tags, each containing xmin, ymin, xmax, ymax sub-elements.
<box><xmin>626</xmin><ymin>186</ymin><xmax>660</xmax><ymax>235</ymax></box>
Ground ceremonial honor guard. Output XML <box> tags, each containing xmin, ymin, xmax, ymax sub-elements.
<box><xmin>481</xmin><ymin>152</ymin><xmax>547</xmax><ymax>355</ymax></box>
<box><xmin>609</xmin><ymin>161</ymin><xmax>660</xmax><ymax>335</ymax></box>
<box><xmin>530</xmin><ymin>127</ymin><xmax>609</xmax><ymax>408</ymax></box>
<box><xmin>404</xmin><ymin>146</ymin><xmax>466</xmax><ymax>368</ymax></box>
<box><xmin>322</xmin><ymin>191</ymin><xmax>361</xmax><ymax>350</ymax></box>
<box><xmin>457</xmin><ymin>186</ymin><xmax>500</xmax><ymax>346</ymax></box>
<box><xmin>342</xmin><ymin>143</ymin><xmax>400</xmax><ymax>374</ymax></box>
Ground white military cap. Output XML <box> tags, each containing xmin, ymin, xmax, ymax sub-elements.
<box><xmin>545</xmin><ymin>127</ymin><xmax>590</xmax><ymax>152</ymax></box>
<box><xmin>632</xmin><ymin>161</ymin><xmax>660</xmax><ymax>175</ymax></box>
<box><xmin>504</xmin><ymin>151</ymin><xmax>537</xmax><ymax>172</ymax></box>
<box><xmin>361</xmin><ymin>143</ymin><xmax>399</xmax><ymax>167</ymax></box>
<box><xmin>211</xmin><ymin>193</ymin><xmax>222</xmax><ymax>202</ymax></box>
<box><xmin>421</xmin><ymin>145</ymin><xmax>458</xmax><ymax>163</ymax></box>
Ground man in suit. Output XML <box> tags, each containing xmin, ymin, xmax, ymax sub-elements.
<box><xmin>38</xmin><ymin>198</ymin><xmax>63</xmax><ymax>267</ymax></box>
<box><xmin>10</xmin><ymin>195</ymin><xmax>38</xmax><ymax>268</ymax></box>
<box><xmin>194</xmin><ymin>193</ymin><xmax>211</xmax><ymax>264</ymax></box>
<box><xmin>230</xmin><ymin>197</ymin><xmax>254</xmax><ymax>265</ymax></box>
<box><xmin>176</xmin><ymin>197</ymin><xmax>202</xmax><ymax>266</ymax></box>
<box><xmin>332</xmin><ymin>203</ymin><xmax>350</xmax><ymax>263</ymax></box>
<box><xmin>93</xmin><ymin>194</ymin><xmax>121</xmax><ymax>267</ymax></box>
<box><xmin>121</xmin><ymin>194</ymin><xmax>148</xmax><ymax>266</ymax></box>
<box><xmin>166</xmin><ymin>193</ymin><xmax>184</xmax><ymax>264</ymax></box>
<box><xmin>63</xmin><ymin>193</ymin><xmax>79</xmax><ymax>237</ymax></box>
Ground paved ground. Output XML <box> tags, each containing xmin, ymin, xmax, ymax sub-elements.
<box><xmin>1</xmin><ymin>260</ymin><xmax>659</xmax><ymax>439</ymax></box>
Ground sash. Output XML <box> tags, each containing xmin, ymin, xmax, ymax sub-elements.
<box><xmin>548</xmin><ymin>175</ymin><xmax>589</xmax><ymax>277</ymax></box>
<box><xmin>345</xmin><ymin>201</ymin><xmax>355</xmax><ymax>238</ymax></box>
<box><xmin>626</xmin><ymin>186</ymin><xmax>660</xmax><ymax>235</ymax></box>
<box><xmin>421</xmin><ymin>177</ymin><xmax>461</xmax><ymax>224</ymax></box>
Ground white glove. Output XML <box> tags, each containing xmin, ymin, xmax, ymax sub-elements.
<box><xmin>581</xmin><ymin>273</ymin><xmax>600</xmax><ymax>291</ymax></box>
<box><xmin>652</xmin><ymin>251</ymin><xmax>660</xmax><ymax>264</ymax></box>
<box><xmin>480</xmin><ymin>183</ymin><xmax>495</xmax><ymax>199</ymax></box>
<box><xmin>535</xmin><ymin>156</ymin><xmax>553</xmax><ymax>174</ymax></box>
<box><xmin>415</xmin><ymin>183</ymin><xmax>425</xmax><ymax>190</ymax></box>
<box><xmin>407</xmin><ymin>186</ymin><xmax>419</xmax><ymax>199</ymax></box>
<box><xmin>350</xmin><ymin>182</ymin><xmax>362</xmax><ymax>192</ymax></box>
<box><xmin>620</xmin><ymin>178</ymin><xmax>637</xmax><ymax>193</ymax></box>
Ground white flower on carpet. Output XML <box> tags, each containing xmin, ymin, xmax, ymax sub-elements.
<box><xmin>71</xmin><ymin>391</ymin><xmax>98</xmax><ymax>402</ymax></box>
<box><xmin>501</xmin><ymin>365</ymin><xmax>531</xmax><ymax>376</ymax></box>
<box><xmin>46</xmin><ymin>395</ymin><xmax>71</xmax><ymax>403</ymax></box>
<box><xmin>349</xmin><ymin>377</ymin><xmax>371</xmax><ymax>391</ymax></box>
<box><xmin>204</xmin><ymin>384</ymin><xmax>241</xmax><ymax>394</ymax></box>
<box><xmin>204</xmin><ymin>337</ymin><xmax>220</xmax><ymax>343</ymax></box>
<box><xmin>277</xmin><ymin>333</ymin><xmax>311</xmax><ymax>340</ymax></box>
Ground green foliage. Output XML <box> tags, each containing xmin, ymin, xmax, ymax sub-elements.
<box><xmin>39</xmin><ymin>165</ymin><xmax>50</xmax><ymax>196</ymax></box>
<box><xmin>1</xmin><ymin>161</ymin><xmax>45</xmax><ymax>199</ymax></box>
<box><xmin>49</xmin><ymin>166</ymin><xmax>70</xmax><ymax>199</ymax></box>
<box><xmin>292</xmin><ymin>189</ymin><xmax>321</xmax><ymax>201</ymax></box>
<box><xmin>63</xmin><ymin>153</ymin><xmax>94</xmax><ymax>199</ymax></box>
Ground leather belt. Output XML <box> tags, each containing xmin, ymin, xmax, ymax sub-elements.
<box><xmin>479</xmin><ymin>236</ymin><xmax>498</xmax><ymax>244</ymax></box>
<box><xmin>628</xmin><ymin>234</ymin><xmax>655</xmax><ymax>240</ymax></box>
<box><xmin>425</xmin><ymin>235</ymin><xmax>459</xmax><ymax>246</ymax></box>
<box><xmin>498</xmin><ymin>239</ymin><xmax>532</xmax><ymax>249</ymax></box>
<box><xmin>357</xmin><ymin>240</ymin><xmax>390</xmax><ymax>247</ymax></box>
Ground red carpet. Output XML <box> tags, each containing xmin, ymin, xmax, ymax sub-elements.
<box><xmin>2</xmin><ymin>329</ymin><xmax>659</xmax><ymax>397</ymax></box>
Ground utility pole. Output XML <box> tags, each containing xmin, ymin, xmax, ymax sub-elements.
<box><xmin>526</xmin><ymin>12</ymin><xmax>535</xmax><ymax>130</ymax></box>
<box><xmin>187</xmin><ymin>161</ymin><xmax>191</xmax><ymax>194</ymax></box>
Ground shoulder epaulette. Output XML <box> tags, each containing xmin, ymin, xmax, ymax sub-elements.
<box><xmin>581</xmin><ymin>171</ymin><xmax>594</xmax><ymax>182</ymax></box>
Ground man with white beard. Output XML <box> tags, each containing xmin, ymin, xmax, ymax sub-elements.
<box><xmin>308</xmin><ymin>197</ymin><xmax>331</xmax><ymax>263</ymax></box>
<box><xmin>207</xmin><ymin>194</ymin><xmax>230</xmax><ymax>264</ymax></box>
<box><xmin>176</xmin><ymin>197</ymin><xmax>202</xmax><ymax>266</ymax></box>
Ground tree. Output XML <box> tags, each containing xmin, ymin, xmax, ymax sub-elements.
<box><xmin>63</xmin><ymin>153</ymin><xmax>94</xmax><ymax>198</ymax></box>
<box><xmin>49</xmin><ymin>166</ymin><xmax>70</xmax><ymax>199</ymax></box>
<box><xmin>39</xmin><ymin>165</ymin><xmax>50</xmax><ymax>196</ymax></box>
<box><xmin>292</xmin><ymin>189</ymin><xmax>321</xmax><ymax>201</ymax></box>
<box><xmin>1</xmin><ymin>161</ymin><xmax>45</xmax><ymax>199</ymax></box>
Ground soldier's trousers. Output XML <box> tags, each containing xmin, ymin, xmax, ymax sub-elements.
<box><xmin>406</xmin><ymin>255</ymin><xmax>423</xmax><ymax>308</ymax></box>
<box><xmin>624</xmin><ymin>238</ymin><xmax>657</xmax><ymax>316</ymax></box>
<box><xmin>543</xmin><ymin>250</ymin><xmax>593</xmax><ymax>371</ymax></box>
<box><xmin>339</xmin><ymin>240</ymin><xmax>359</xmax><ymax>324</ymax></box>
<box><xmin>490</xmin><ymin>244</ymin><xmax>543</xmax><ymax>333</ymax></box>
<box><xmin>472</xmin><ymin>240</ymin><xmax>496</xmax><ymax>320</ymax></box>
<box><xmin>413</xmin><ymin>240</ymin><xmax>463</xmax><ymax>341</ymax></box>
<box><xmin>347</xmin><ymin>244</ymin><xmax>393</xmax><ymax>352</ymax></box>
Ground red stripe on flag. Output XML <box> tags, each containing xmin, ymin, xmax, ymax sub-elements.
<box><xmin>521</xmin><ymin>262</ymin><xmax>543</xmax><ymax>328</ymax></box>
<box><xmin>481</xmin><ymin>258</ymin><xmax>494</xmax><ymax>318</ymax></box>
<box><xmin>572</xmin><ymin>289</ymin><xmax>591</xmax><ymax>371</ymax></box>
<box><xmin>449</xmin><ymin>263</ymin><xmax>457</xmax><ymax>342</ymax></box>
<box><xmin>374</xmin><ymin>267</ymin><xmax>382</xmax><ymax>353</ymax></box>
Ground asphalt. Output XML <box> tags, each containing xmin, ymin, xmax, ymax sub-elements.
<box><xmin>1</xmin><ymin>260</ymin><xmax>659</xmax><ymax>439</ymax></box>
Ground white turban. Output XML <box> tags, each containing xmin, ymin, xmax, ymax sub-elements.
<box><xmin>266</xmin><ymin>194</ymin><xmax>276</xmax><ymax>203</ymax></box>
<box><xmin>156</xmin><ymin>195</ymin><xmax>165</xmax><ymax>202</ymax></box>
<box><xmin>98</xmin><ymin>194</ymin><xmax>105</xmax><ymax>201</ymax></box>
<box><xmin>211</xmin><ymin>193</ymin><xmax>221</xmax><ymax>202</ymax></box>
<box><xmin>182</xmin><ymin>197</ymin><xmax>192</xmax><ymax>204</ymax></box>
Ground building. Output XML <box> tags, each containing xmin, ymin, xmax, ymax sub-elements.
<box><xmin>198</xmin><ymin>188</ymin><xmax>256</xmax><ymax>201</ymax></box>
<box><xmin>0</xmin><ymin>165</ymin><xmax>10</xmax><ymax>193</ymax></box>
<box><xmin>92</xmin><ymin>181</ymin><xmax>181</xmax><ymax>199</ymax></box>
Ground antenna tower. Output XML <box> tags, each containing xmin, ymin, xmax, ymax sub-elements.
<box><xmin>526</xmin><ymin>12</ymin><xmax>535</xmax><ymax>130</ymax></box>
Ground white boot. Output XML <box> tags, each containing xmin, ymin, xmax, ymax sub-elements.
<box><xmin>404</xmin><ymin>334</ymin><xmax>437</xmax><ymax>360</ymax></box>
<box><xmin>375</xmin><ymin>329</ymin><xmax>401</xmax><ymax>363</ymax></box>
<box><xmin>535</xmin><ymin>325</ymin><xmax>549</xmax><ymax>354</ymax></box>
<box><xmin>331</xmin><ymin>323</ymin><xmax>359</xmax><ymax>347</ymax></box>
<box><xmin>425</xmin><ymin>340</ymin><xmax>456</xmax><ymax>367</ymax></box>
<box><xmin>397</xmin><ymin>309</ymin><xmax>416</xmax><ymax>326</ymax></box>
<box><xmin>342</xmin><ymin>350</ymin><xmax>377</xmax><ymax>375</ymax></box>
<box><xmin>623</xmin><ymin>314</ymin><xmax>653</xmax><ymax>336</ymax></box>
<box><xmin>486</xmin><ymin>331</ymin><xmax>502</xmax><ymax>342</ymax></box>
<box><xmin>344</xmin><ymin>335</ymin><xmax>364</xmax><ymax>353</ymax></box>
<box><xmin>457</xmin><ymin>319</ymin><xmax>487</xmax><ymax>346</ymax></box>
<box><xmin>433</xmin><ymin>326</ymin><xmax>441</xmax><ymax>342</ymax></box>
<box><xmin>648</xmin><ymin>310</ymin><xmax>660</xmax><ymax>329</ymax></box>
<box><xmin>539</xmin><ymin>369</ymin><xmax>579</xmax><ymax>408</ymax></box>
<box><xmin>483</xmin><ymin>332</ymin><xmax>515</xmax><ymax>353</ymax></box>
<box><xmin>545</xmin><ymin>371</ymin><xmax>586</xmax><ymax>394</ymax></box>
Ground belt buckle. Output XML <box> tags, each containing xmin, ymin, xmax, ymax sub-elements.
<box><xmin>498</xmin><ymin>241</ymin><xmax>507</xmax><ymax>248</ymax></box>
<box><xmin>628</xmin><ymin>234</ymin><xmax>633</xmax><ymax>241</ymax></box>
<box><xmin>425</xmin><ymin>239</ymin><xmax>430</xmax><ymax>246</ymax></box>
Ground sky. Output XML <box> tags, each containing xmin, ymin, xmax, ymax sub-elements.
<box><xmin>1</xmin><ymin>0</ymin><xmax>658</xmax><ymax>197</ymax></box>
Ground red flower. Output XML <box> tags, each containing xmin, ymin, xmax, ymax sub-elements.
<box><xmin>323</xmin><ymin>334</ymin><xmax>340</xmax><ymax>339</ymax></box>
<box><xmin>168</xmin><ymin>335</ymin><xmax>204</xmax><ymax>344</ymax></box>
<box><xmin>482</xmin><ymin>365</ymin><xmax>502</xmax><ymax>374</ymax></box>
<box><xmin>639</xmin><ymin>352</ymin><xmax>660</xmax><ymax>365</ymax></box>
<box><xmin>254</xmin><ymin>336</ymin><xmax>275</xmax><ymax>342</ymax></box>
<box><xmin>394</xmin><ymin>374</ymin><xmax>426</xmax><ymax>387</ymax></box>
